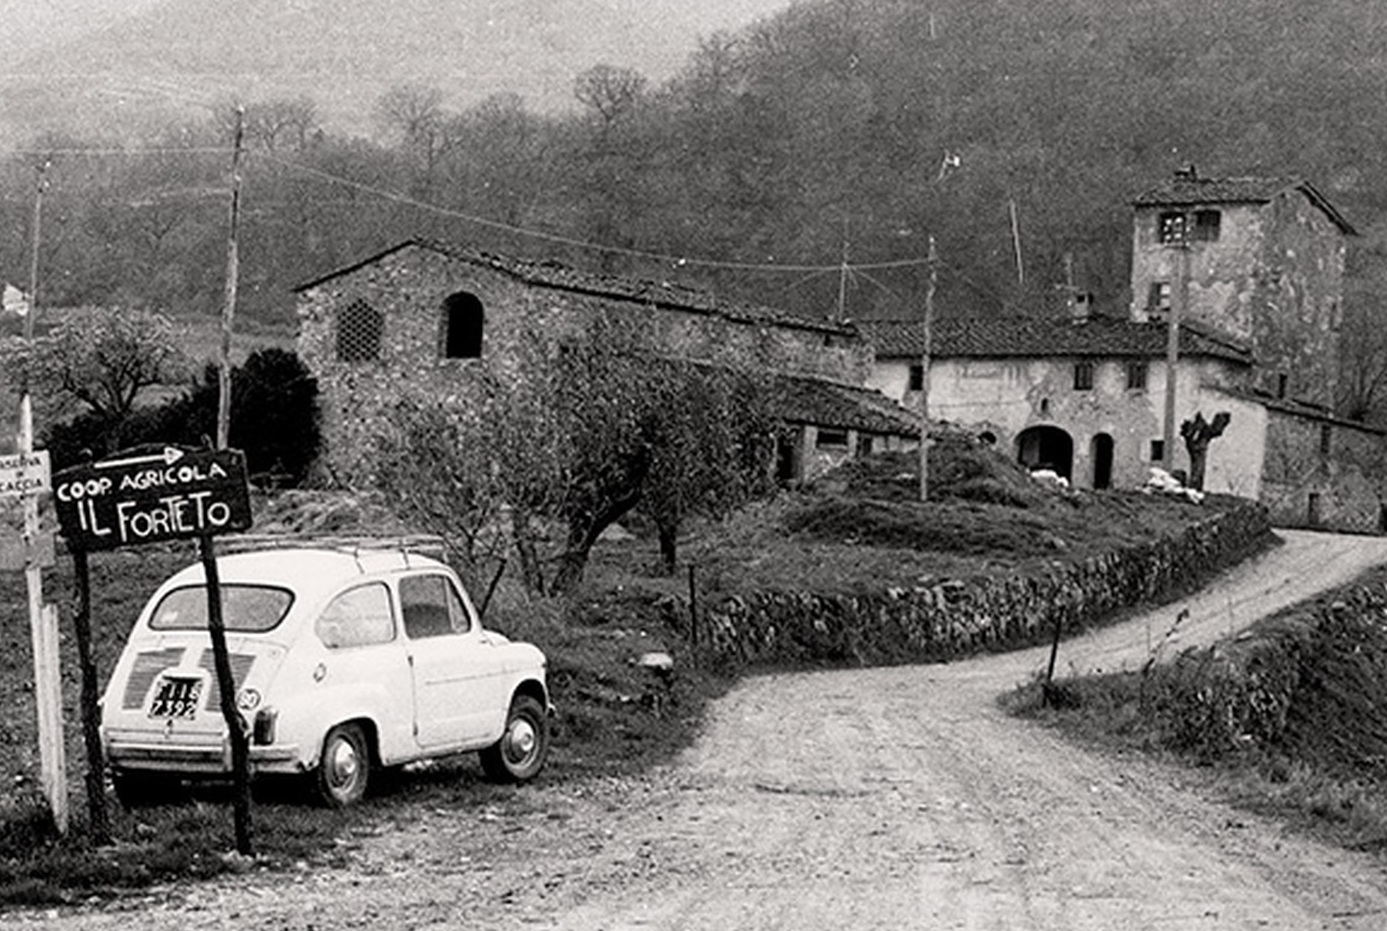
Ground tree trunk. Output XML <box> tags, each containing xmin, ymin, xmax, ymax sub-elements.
<box><xmin>1180</xmin><ymin>411</ymin><xmax>1231</xmax><ymax>491</ymax></box>
<box><xmin>657</xmin><ymin>521</ymin><xmax>679</xmax><ymax>576</ymax></box>
<box><xmin>509</xmin><ymin>506</ymin><xmax>546</xmax><ymax>596</ymax></box>
<box><xmin>551</xmin><ymin>482</ymin><xmax>646</xmax><ymax>594</ymax></box>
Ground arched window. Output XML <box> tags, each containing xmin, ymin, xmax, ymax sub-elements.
<box><xmin>335</xmin><ymin>300</ymin><xmax>383</xmax><ymax>362</ymax></box>
<box><xmin>441</xmin><ymin>291</ymin><xmax>484</xmax><ymax>359</ymax></box>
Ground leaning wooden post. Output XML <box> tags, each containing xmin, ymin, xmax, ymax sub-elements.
<box><xmin>200</xmin><ymin>533</ymin><xmax>253</xmax><ymax>855</ymax></box>
<box><xmin>70</xmin><ymin>547</ymin><xmax>111</xmax><ymax>845</ymax></box>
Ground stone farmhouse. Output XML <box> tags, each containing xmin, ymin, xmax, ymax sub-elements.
<box><xmin>293</xmin><ymin>240</ymin><xmax>919</xmax><ymax>486</ymax></box>
<box><xmin>862</xmin><ymin>169</ymin><xmax>1386</xmax><ymax>533</ymax></box>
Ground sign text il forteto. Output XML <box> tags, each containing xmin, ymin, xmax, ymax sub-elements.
<box><xmin>53</xmin><ymin>446</ymin><xmax>253</xmax><ymax>551</ymax></box>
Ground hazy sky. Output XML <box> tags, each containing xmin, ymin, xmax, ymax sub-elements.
<box><xmin>0</xmin><ymin>0</ymin><xmax>794</xmax><ymax>57</ymax></box>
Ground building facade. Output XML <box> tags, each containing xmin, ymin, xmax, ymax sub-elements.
<box><xmin>295</xmin><ymin>240</ymin><xmax>917</xmax><ymax>484</ymax></box>
<box><xmin>864</xmin><ymin>170</ymin><xmax>1384</xmax><ymax>532</ymax></box>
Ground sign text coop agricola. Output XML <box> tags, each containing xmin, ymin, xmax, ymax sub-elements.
<box><xmin>53</xmin><ymin>446</ymin><xmax>253</xmax><ymax>552</ymax></box>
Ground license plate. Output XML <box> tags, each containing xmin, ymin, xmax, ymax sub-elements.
<box><xmin>149</xmin><ymin>676</ymin><xmax>203</xmax><ymax>719</ymax></box>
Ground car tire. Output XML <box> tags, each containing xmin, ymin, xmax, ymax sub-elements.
<box><xmin>111</xmin><ymin>769</ymin><xmax>187</xmax><ymax>809</ymax></box>
<box><xmin>313</xmin><ymin>723</ymin><xmax>372</xmax><ymax>807</ymax></box>
<box><xmin>479</xmin><ymin>695</ymin><xmax>549</xmax><ymax>783</ymax></box>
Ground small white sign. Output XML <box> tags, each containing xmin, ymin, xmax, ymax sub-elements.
<box><xmin>0</xmin><ymin>450</ymin><xmax>51</xmax><ymax>498</ymax></box>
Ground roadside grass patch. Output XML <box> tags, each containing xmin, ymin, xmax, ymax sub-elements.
<box><xmin>1004</xmin><ymin>570</ymin><xmax>1387</xmax><ymax>853</ymax></box>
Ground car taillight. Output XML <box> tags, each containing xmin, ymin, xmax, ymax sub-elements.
<box><xmin>253</xmin><ymin>708</ymin><xmax>278</xmax><ymax>745</ymax></box>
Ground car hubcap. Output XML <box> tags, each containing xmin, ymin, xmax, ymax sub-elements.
<box><xmin>330</xmin><ymin>739</ymin><xmax>360</xmax><ymax>789</ymax></box>
<box><xmin>506</xmin><ymin>718</ymin><xmax>536</xmax><ymax>764</ymax></box>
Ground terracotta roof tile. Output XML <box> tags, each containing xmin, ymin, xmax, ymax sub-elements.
<box><xmin>857</xmin><ymin>315</ymin><xmax>1252</xmax><ymax>364</ymax></box>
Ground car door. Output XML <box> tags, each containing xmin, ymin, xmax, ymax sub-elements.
<box><xmin>400</xmin><ymin>573</ymin><xmax>510</xmax><ymax>749</ymax></box>
<box><xmin>311</xmin><ymin>582</ymin><xmax>416</xmax><ymax>763</ymax></box>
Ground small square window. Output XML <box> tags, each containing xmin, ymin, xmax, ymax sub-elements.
<box><xmin>1126</xmin><ymin>360</ymin><xmax>1148</xmax><ymax>390</ymax></box>
<box><xmin>1073</xmin><ymin>361</ymin><xmax>1094</xmax><ymax>391</ymax></box>
<box><xmin>1159</xmin><ymin>212</ymin><xmax>1186</xmax><ymax>244</ymax></box>
<box><xmin>1147</xmin><ymin>282</ymin><xmax>1171</xmax><ymax>315</ymax></box>
<box><xmin>1150</xmin><ymin>439</ymin><xmax>1165</xmax><ymax>463</ymax></box>
<box><xmin>908</xmin><ymin>364</ymin><xmax>924</xmax><ymax>391</ymax></box>
<box><xmin>816</xmin><ymin>428</ymin><xmax>849</xmax><ymax>449</ymax></box>
<box><xmin>1320</xmin><ymin>424</ymin><xmax>1332</xmax><ymax>455</ymax></box>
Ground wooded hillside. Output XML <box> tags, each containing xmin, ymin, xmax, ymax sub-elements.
<box><xmin>4</xmin><ymin>0</ymin><xmax>1387</xmax><ymax>415</ymax></box>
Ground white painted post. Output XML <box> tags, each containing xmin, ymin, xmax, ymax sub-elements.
<box><xmin>18</xmin><ymin>159</ymin><xmax>67</xmax><ymax>833</ymax></box>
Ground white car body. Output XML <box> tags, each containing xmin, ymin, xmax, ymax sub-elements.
<box><xmin>100</xmin><ymin>545</ymin><xmax>550</xmax><ymax>803</ymax></box>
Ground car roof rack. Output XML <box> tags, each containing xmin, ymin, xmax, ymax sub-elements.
<box><xmin>216</xmin><ymin>533</ymin><xmax>450</xmax><ymax>568</ymax></box>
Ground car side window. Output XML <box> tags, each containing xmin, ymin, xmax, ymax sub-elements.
<box><xmin>444</xmin><ymin>578</ymin><xmax>474</xmax><ymax>634</ymax></box>
<box><xmin>316</xmin><ymin>583</ymin><xmax>395</xmax><ymax>649</ymax></box>
<box><xmin>401</xmin><ymin>574</ymin><xmax>468</xmax><ymax>639</ymax></box>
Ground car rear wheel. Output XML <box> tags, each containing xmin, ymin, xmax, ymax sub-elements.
<box><xmin>313</xmin><ymin>723</ymin><xmax>372</xmax><ymax>807</ymax></box>
<box><xmin>479</xmin><ymin>695</ymin><xmax>549</xmax><ymax>783</ymax></box>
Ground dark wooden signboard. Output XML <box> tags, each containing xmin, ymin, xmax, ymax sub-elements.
<box><xmin>52</xmin><ymin>445</ymin><xmax>252</xmax><ymax>552</ymax></box>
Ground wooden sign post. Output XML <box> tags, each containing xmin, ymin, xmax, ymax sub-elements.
<box><xmin>53</xmin><ymin>444</ymin><xmax>254</xmax><ymax>853</ymax></box>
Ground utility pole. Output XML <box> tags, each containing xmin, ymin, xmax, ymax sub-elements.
<box><xmin>19</xmin><ymin>159</ymin><xmax>67</xmax><ymax>834</ymax></box>
<box><xmin>1009</xmin><ymin>198</ymin><xmax>1024</xmax><ymax>287</ymax></box>
<box><xmin>836</xmin><ymin>222</ymin><xmax>850</xmax><ymax>323</ymax></box>
<box><xmin>217</xmin><ymin>106</ymin><xmax>245</xmax><ymax>450</ymax></box>
<box><xmin>919</xmin><ymin>235</ymin><xmax>936</xmax><ymax>502</ymax></box>
<box><xmin>1162</xmin><ymin>239</ymin><xmax>1189</xmax><ymax>474</ymax></box>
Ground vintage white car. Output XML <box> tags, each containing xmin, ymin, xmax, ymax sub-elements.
<box><xmin>100</xmin><ymin>542</ymin><xmax>551</xmax><ymax>807</ymax></box>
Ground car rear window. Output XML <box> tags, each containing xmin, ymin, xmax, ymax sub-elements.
<box><xmin>148</xmin><ymin>585</ymin><xmax>294</xmax><ymax>633</ymax></box>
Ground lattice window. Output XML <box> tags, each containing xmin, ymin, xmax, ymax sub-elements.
<box><xmin>336</xmin><ymin>300</ymin><xmax>383</xmax><ymax>362</ymax></box>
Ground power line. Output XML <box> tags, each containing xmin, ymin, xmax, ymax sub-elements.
<box><xmin>259</xmin><ymin>152</ymin><xmax>934</xmax><ymax>276</ymax></box>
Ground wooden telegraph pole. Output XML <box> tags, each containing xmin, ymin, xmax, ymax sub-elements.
<box><xmin>217</xmin><ymin>106</ymin><xmax>244</xmax><ymax>449</ymax></box>
<box><xmin>19</xmin><ymin>159</ymin><xmax>67</xmax><ymax>833</ymax></box>
<box><xmin>918</xmin><ymin>235</ymin><xmax>936</xmax><ymax>502</ymax></box>
<box><xmin>1162</xmin><ymin>238</ymin><xmax>1189</xmax><ymax>474</ymax></box>
<box><xmin>215</xmin><ymin>106</ymin><xmax>253</xmax><ymax>855</ymax></box>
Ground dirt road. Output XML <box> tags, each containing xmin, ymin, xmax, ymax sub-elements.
<box><xmin>18</xmin><ymin>529</ymin><xmax>1387</xmax><ymax>929</ymax></box>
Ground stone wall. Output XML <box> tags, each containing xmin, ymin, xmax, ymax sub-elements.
<box><xmin>1261</xmin><ymin>407</ymin><xmax>1386</xmax><ymax>533</ymax></box>
<box><xmin>297</xmin><ymin>243</ymin><xmax>876</xmax><ymax>484</ymax></box>
<box><xmin>698</xmin><ymin>498</ymin><xmax>1272</xmax><ymax>668</ymax></box>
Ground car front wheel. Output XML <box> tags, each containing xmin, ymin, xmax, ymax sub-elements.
<box><xmin>479</xmin><ymin>695</ymin><xmax>549</xmax><ymax>783</ymax></box>
<box><xmin>314</xmin><ymin>723</ymin><xmax>372</xmax><ymax>807</ymax></box>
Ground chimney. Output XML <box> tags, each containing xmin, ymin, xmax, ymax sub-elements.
<box><xmin>1069</xmin><ymin>291</ymin><xmax>1094</xmax><ymax>321</ymax></box>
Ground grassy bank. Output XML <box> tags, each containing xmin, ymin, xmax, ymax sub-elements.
<box><xmin>1004</xmin><ymin>566</ymin><xmax>1387</xmax><ymax>854</ymax></box>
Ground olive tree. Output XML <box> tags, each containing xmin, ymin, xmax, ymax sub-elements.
<box><xmin>374</xmin><ymin>330</ymin><xmax>778</xmax><ymax>597</ymax></box>
<box><xmin>0</xmin><ymin>307</ymin><xmax>187</xmax><ymax>445</ymax></box>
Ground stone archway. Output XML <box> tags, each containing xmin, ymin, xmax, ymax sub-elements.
<box><xmin>1016</xmin><ymin>425</ymin><xmax>1074</xmax><ymax>481</ymax></box>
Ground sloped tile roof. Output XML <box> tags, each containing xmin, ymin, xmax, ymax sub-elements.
<box><xmin>1131</xmin><ymin>174</ymin><xmax>1356</xmax><ymax>235</ymax></box>
<box><xmin>766</xmin><ymin>371</ymin><xmax>921</xmax><ymax>437</ymax></box>
<box><xmin>295</xmin><ymin>239</ymin><xmax>855</xmax><ymax>337</ymax></box>
<box><xmin>857</xmin><ymin>315</ymin><xmax>1253</xmax><ymax>364</ymax></box>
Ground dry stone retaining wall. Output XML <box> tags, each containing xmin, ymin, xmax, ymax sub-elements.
<box><xmin>701</xmin><ymin>499</ymin><xmax>1272</xmax><ymax>668</ymax></box>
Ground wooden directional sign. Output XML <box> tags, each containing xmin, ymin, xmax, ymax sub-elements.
<box><xmin>0</xmin><ymin>450</ymin><xmax>50</xmax><ymax>498</ymax></box>
<box><xmin>52</xmin><ymin>445</ymin><xmax>253</xmax><ymax>552</ymax></box>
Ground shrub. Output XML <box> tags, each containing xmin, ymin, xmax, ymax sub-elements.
<box><xmin>44</xmin><ymin>348</ymin><xmax>321</xmax><ymax>486</ymax></box>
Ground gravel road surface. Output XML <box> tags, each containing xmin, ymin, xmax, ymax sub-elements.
<box><xmin>16</xmin><ymin>528</ymin><xmax>1387</xmax><ymax>930</ymax></box>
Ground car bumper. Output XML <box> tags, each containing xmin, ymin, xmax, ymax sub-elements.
<box><xmin>105</xmin><ymin>734</ymin><xmax>303</xmax><ymax>775</ymax></box>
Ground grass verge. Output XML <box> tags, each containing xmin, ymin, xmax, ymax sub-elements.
<box><xmin>1002</xmin><ymin>567</ymin><xmax>1387</xmax><ymax>854</ymax></box>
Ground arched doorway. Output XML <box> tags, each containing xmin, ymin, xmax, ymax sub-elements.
<box><xmin>1091</xmin><ymin>433</ymin><xmax>1114</xmax><ymax>490</ymax></box>
<box><xmin>1016</xmin><ymin>426</ymin><xmax>1074</xmax><ymax>480</ymax></box>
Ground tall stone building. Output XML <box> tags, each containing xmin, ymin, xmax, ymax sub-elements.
<box><xmin>864</xmin><ymin>169</ymin><xmax>1386</xmax><ymax>532</ymax></box>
